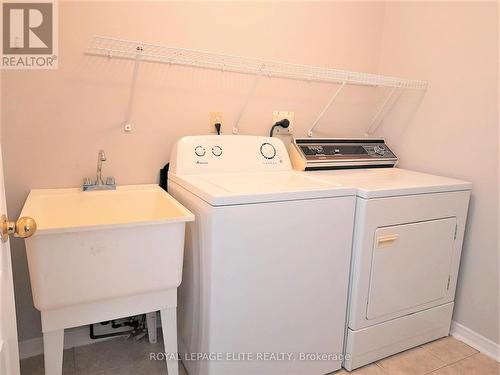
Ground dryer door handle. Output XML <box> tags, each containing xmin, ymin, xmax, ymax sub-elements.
<box><xmin>376</xmin><ymin>234</ymin><xmax>399</xmax><ymax>248</ymax></box>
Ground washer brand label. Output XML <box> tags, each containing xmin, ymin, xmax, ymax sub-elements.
<box><xmin>1</xmin><ymin>1</ymin><xmax>58</xmax><ymax>69</ymax></box>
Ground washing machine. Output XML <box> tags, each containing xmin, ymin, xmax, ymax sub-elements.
<box><xmin>167</xmin><ymin>135</ymin><xmax>357</xmax><ymax>375</ymax></box>
<box><xmin>289</xmin><ymin>138</ymin><xmax>472</xmax><ymax>370</ymax></box>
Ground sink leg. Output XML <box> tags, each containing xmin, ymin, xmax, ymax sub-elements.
<box><xmin>43</xmin><ymin>329</ymin><xmax>64</xmax><ymax>375</ymax></box>
<box><xmin>146</xmin><ymin>311</ymin><xmax>158</xmax><ymax>343</ymax></box>
<box><xmin>160</xmin><ymin>307</ymin><xmax>178</xmax><ymax>375</ymax></box>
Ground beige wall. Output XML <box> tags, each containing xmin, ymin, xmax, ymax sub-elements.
<box><xmin>1</xmin><ymin>1</ymin><xmax>387</xmax><ymax>341</ymax></box>
<box><xmin>376</xmin><ymin>2</ymin><xmax>499</xmax><ymax>344</ymax></box>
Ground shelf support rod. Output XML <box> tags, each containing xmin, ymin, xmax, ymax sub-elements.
<box><xmin>123</xmin><ymin>46</ymin><xmax>143</xmax><ymax>132</ymax></box>
<box><xmin>233</xmin><ymin>64</ymin><xmax>265</xmax><ymax>134</ymax></box>
<box><xmin>307</xmin><ymin>81</ymin><xmax>347</xmax><ymax>137</ymax></box>
<box><xmin>365</xmin><ymin>84</ymin><xmax>402</xmax><ymax>136</ymax></box>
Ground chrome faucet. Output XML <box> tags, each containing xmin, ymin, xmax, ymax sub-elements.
<box><xmin>82</xmin><ymin>150</ymin><xmax>116</xmax><ymax>191</ymax></box>
<box><xmin>96</xmin><ymin>150</ymin><xmax>106</xmax><ymax>186</ymax></box>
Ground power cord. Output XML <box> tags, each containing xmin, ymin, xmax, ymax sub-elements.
<box><xmin>269</xmin><ymin>119</ymin><xmax>290</xmax><ymax>137</ymax></box>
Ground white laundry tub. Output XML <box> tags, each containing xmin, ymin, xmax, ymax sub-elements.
<box><xmin>21</xmin><ymin>184</ymin><xmax>194</xmax><ymax>311</ymax></box>
<box><xmin>21</xmin><ymin>184</ymin><xmax>193</xmax><ymax>375</ymax></box>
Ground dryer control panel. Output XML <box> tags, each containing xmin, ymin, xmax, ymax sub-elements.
<box><xmin>170</xmin><ymin>135</ymin><xmax>292</xmax><ymax>175</ymax></box>
<box><xmin>289</xmin><ymin>138</ymin><xmax>398</xmax><ymax>171</ymax></box>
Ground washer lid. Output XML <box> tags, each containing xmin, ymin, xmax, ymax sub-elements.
<box><xmin>308</xmin><ymin>168</ymin><xmax>471</xmax><ymax>198</ymax></box>
<box><xmin>169</xmin><ymin>171</ymin><xmax>355</xmax><ymax>206</ymax></box>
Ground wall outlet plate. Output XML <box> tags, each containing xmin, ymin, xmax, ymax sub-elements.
<box><xmin>273</xmin><ymin>111</ymin><xmax>295</xmax><ymax>134</ymax></box>
<box><xmin>210</xmin><ymin>112</ymin><xmax>223</xmax><ymax>134</ymax></box>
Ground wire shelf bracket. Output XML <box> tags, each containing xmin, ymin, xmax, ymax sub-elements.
<box><xmin>123</xmin><ymin>45</ymin><xmax>143</xmax><ymax>133</ymax></box>
<box><xmin>233</xmin><ymin>64</ymin><xmax>265</xmax><ymax>135</ymax></box>
<box><xmin>365</xmin><ymin>85</ymin><xmax>404</xmax><ymax>136</ymax></box>
<box><xmin>307</xmin><ymin>81</ymin><xmax>347</xmax><ymax>137</ymax></box>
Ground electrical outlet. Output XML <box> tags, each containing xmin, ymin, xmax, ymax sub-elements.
<box><xmin>210</xmin><ymin>112</ymin><xmax>223</xmax><ymax>134</ymax></box>
<box><xmin>273</xmin><ymin>111</ymin><xmax>295</xmax><ymax>134</ymax></box>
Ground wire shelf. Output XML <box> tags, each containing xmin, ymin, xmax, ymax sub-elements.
<box><xmin>86</xmin><ymin>35</ymin><xmax>427</xmax><ymax>90</ymax></box>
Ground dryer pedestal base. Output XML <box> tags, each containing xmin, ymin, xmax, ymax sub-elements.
<box><xmin>344</xmin><ymin>302</ymin><xmax>454</xmax><ymax>371</ymax></box>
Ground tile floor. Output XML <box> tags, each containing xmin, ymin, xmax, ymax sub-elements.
<box><xmin>20</xmin><ymin>334</ymin><xmax>499</xmax><ymax>375</ymax></box>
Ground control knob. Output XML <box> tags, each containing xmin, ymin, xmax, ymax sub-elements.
<box><xmin>374</xmin><ymin>145</ymin><xmax>386</xmax><ymax>156</ymax></box>
<box><xmin>260</xmin><ymin>143</ymin><xmax>276</xmax><ymax>159</ymax></box>
<box><xmin>212</xmin><ymin>146</ymin><xmax>223</xmax><ymax>157</ymax></box>
<box><xmin>195</xmin><ymin>146</ymin><xmax>206</xmax><ymax>157</ymax></box>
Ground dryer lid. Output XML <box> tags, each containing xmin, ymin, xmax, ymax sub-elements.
<box><xmin>308</xmin><ymin>168</ymin><xmax>472</xmax><ymax>198</ymax></box>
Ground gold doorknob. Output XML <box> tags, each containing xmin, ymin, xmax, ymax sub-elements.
<box><xmin>1</xmin><ymin>215</ymin><xmax>37</xmax><ymax>242</ymax></box>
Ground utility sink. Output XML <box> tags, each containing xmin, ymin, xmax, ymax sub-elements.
<box><xmin>21</xmin><ymin>184</ymin><xmax>194</xmax><ymax>311</ymax></box>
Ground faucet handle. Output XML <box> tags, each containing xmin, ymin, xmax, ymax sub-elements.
<box><xmin>83</xmin><ymin>177</ymin><xmax>92</xmax><ymax>186</ymax></box>
<box><xmin>106</xmin><ymin>176</ymin><xmax>115</xmax><ymax>186</ymax></box>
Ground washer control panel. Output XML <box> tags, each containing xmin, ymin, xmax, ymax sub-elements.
<box><xmin>170</xmin><ymin>135</ymin><xmax>291</xmax><ymax>174</ymax></box>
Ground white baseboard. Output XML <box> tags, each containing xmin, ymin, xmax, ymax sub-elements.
<box><xmin>19</xmin><ymin>325</ymin><xmax>115</xmax><ymax>359</ymax></box>
<box><xmin>19</xmin><ymin>335</ymin><xmax>43</xmax><ymax>360</ymax></box>
<box><xmin>19</xmin><ymin>312</ymin><xmax>161</xmax><ymax>359</ymax></box>
<box><xmin>450</xmin><ymin>320</ymin><xmax>500</xmax><ymax>362</ymax></box>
